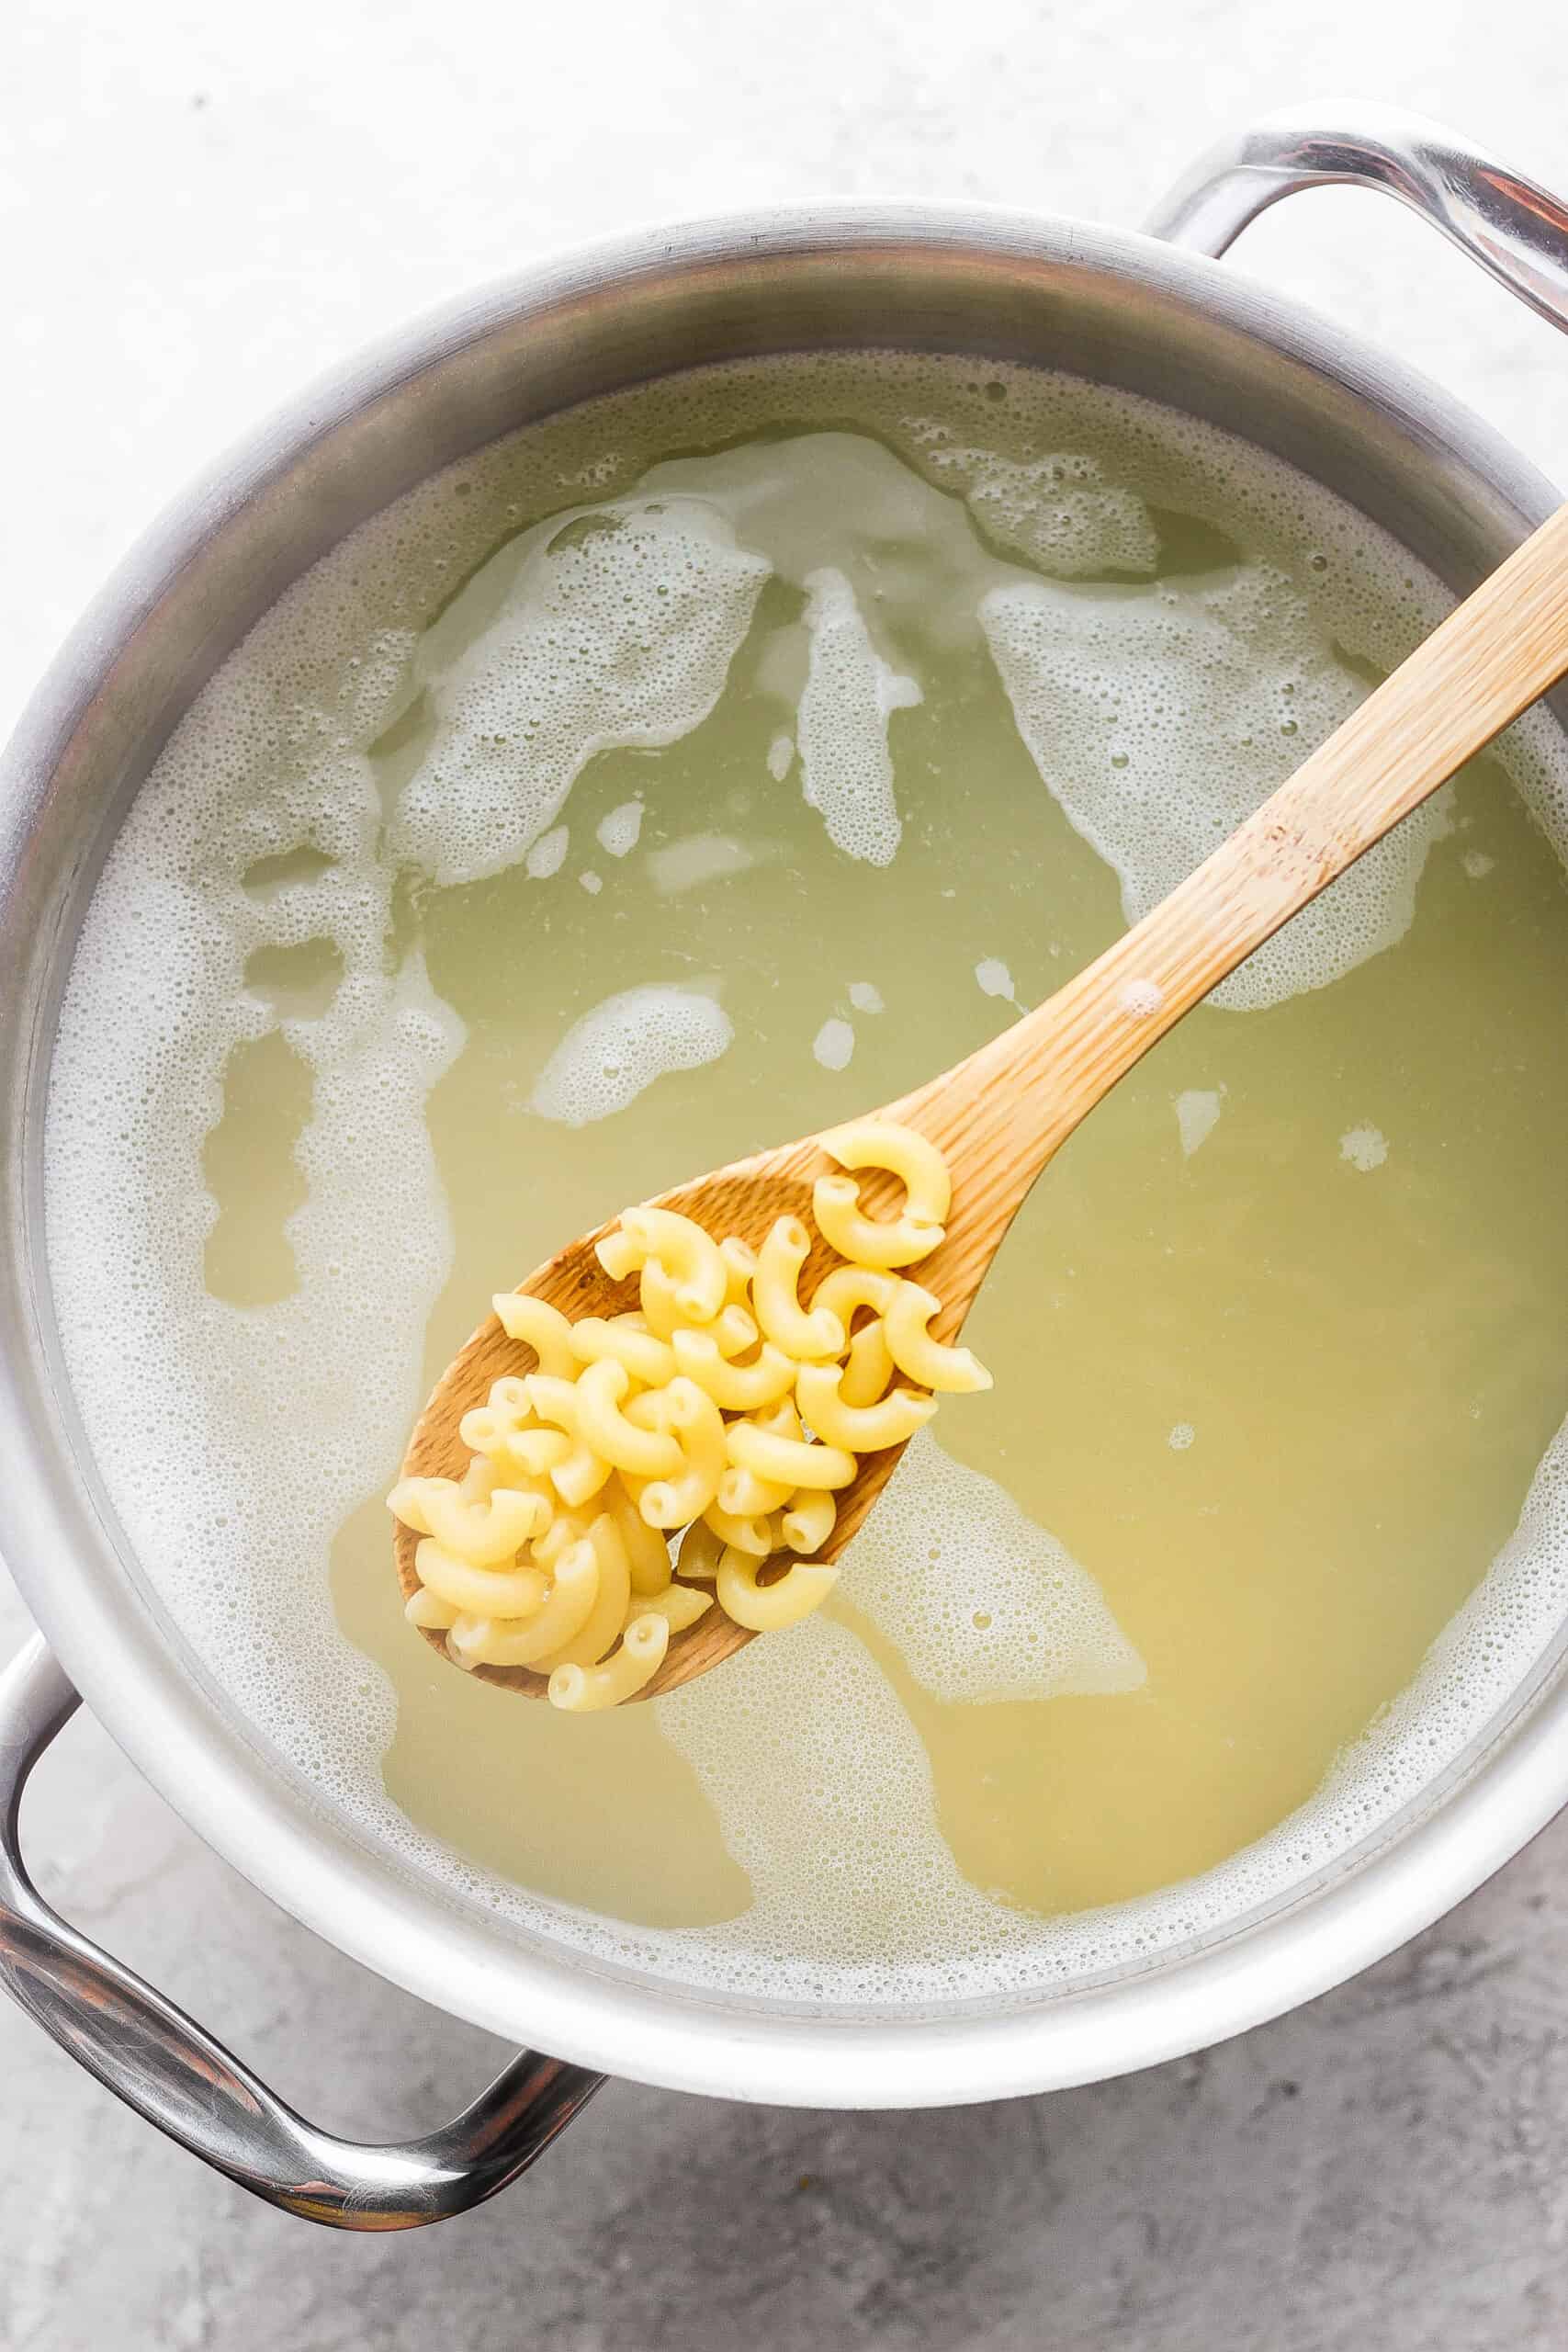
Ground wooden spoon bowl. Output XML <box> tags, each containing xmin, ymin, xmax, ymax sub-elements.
<box><xmin>397</xmin><ymin>503</ymin><xmax>1568</xmax><ymax>1699</ymax></box>
<box><xmin>396</xmin><ymin>1146</ymin><xmax>909</xmax><ymax>1697</ymax></box>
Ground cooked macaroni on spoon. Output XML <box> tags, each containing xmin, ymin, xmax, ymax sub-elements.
<box><xmin>388</xmin><ymin>1121</ymin><xmax>990</xmax><ymax>1711</ymax></box>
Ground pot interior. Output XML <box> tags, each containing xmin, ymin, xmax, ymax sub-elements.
<box><xmin>6</xmin><ymin>214</ymin><xmax>1568</xmax><ymax>2086</ymax></box>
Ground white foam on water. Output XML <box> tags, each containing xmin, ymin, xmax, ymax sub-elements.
<box><xmin>658</xmin><ymin>1615</ymin><xmax>1041</xmax><ymax>1984</ymax></box>
<box><xmin>40</xmin><ymin>347</ymin><xmax>1568</xmax><ymax>2009</ymax></box>
<box><xmin>911</xmin><ymin>434</ymin><xmax>1161</xmax><ymax>579</ymax></box>
<box><xmin>654</xmin><ymin>1416</ymin><xmax>1568</xmax><ymax>1995</ymax></box>
<box><xmin>848</xmin><ymin>980</ymin><xmax>885</xmax><ymax>1014</ymax></box>
<box><xmin>528</xmin><ymin>984</ymin><xmax>733</xmax><ymax>1127</ymax></box>
<box><xmin>525</xmin><ymin>825</ymin><xmax>570</xmax><ymax>879</ymax></box>
<box><xmin>390</xmin><ymin>497</ymin><xmax>768</xmax><ymax>888</ymax></box>
<box><xmin>982</xmin><ymin>566</ymin><xmax>1454</xmax><ymax>1012</ymax></box>
<box><xmin>596</xmin><ymin>800</ymin><xmax>644</xmax><ymax>857</ymax></box>
<box><xmin>1175</xmin><ymin>1088</ymin><xmax>1224</xmax><ymax>1157</ymax></box>
<box><xmin>838</xmin><ymin>1431</ymin><xmax>1145</xmax><ymax>1705</ymax></box>
<box><xmin>645</xmin><ymin>833</ymin><xmax>764</xmax><ymax>895</ymax></box>
<box><xmin>796</xmin><ymin>568</ymin><xmax>921</xmax><ymax>865</ymax></box>
<box><xmin>976</xmin><ymin>956</ymin><xmax>1019</xmax><ymax>1005</ymax></box>
<box><xmin>46</xmin><ymin>743</ymin><xmax>466</xmax><ymax>1789</ymax></box>
<box><xmin>812</xmin><ymin>1016</ymin><xmax>856</xmax><ymax>1072</ymax></box>
<box><xmin>1340</xmin><ymin>1123</ymin><xmax>1390</xmax><ymax>1172</ymax></box>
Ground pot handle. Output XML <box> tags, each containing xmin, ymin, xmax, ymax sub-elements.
<box><xmin>1145</xmin><ymin>102</ymin><xmax>1568</xmax><ymax>334</ymax></box>
<box><xmin>0</xmin><ymin>1636</ymin><xmax>605</xmax><ymax>2229</ymax></box>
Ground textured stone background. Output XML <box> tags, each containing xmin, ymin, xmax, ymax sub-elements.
<box><xmin>4</xmin><ymin>3</ymin><xmax>1568</xmax><ymax>2342</ymax></box>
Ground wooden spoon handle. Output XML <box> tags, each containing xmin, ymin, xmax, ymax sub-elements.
<box><xmin>919</xmin><ymin>503</ymin><xmax>1568</xmax><ymax>1186</ymax></box>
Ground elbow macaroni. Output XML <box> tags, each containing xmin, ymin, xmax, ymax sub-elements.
<box><xmin>390</xmin><ymin>1119</ymin><xmax>987</xmax><ymax>1709</ymax></box>
<box><xmin>822</xmin><ymin>1119</ymin><xmax>952</xmax><ymax>1223</ymax></box>
<box><xmin>882</xmin><ymin>1282</ymin><xmax>994</xmax><ymax>1394</ymax></box>
<box><xmin>752</xmin><ymin>1218</ymin><xmax>845</xmax><ymax>1361</ymax></box>
<box><xmin>780</xmin><ymin>1487</ymin><xmax>836</xmax><ymax>1555</ymax></box>
<box><xmin>549</xmin><ymin>1611</ymin><xmax>670</xmax><ymax>1712</ymax></box>
<box><xmin>793</xmin><ymin>1362</ymin><xmax>937</xmax><ymax>1453</ymax></box>
<box><xmin>716</xmin><ymin>1548</ymin><xmax>840</xmax><ymax>1633</ymax></box>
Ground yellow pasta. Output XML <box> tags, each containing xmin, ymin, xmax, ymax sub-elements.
<box><xmin>635</xmin><ymin>1257</ymin><xmax>687</xmax><ymax>1339</ymax></box>
<box><xmin>821</xmin><ymin>1118</ymin><xmax>953</xmax><ymax>1227</ymax></box>
<box><xmin>716</xmin><ymin>1548</ymin><xmax>839</xmax><ymax>1632</ymax></box>
<box><xmin>573</xmin><ymin>1357</ymin><xmax>685</xmax><ymax>1479</ymax></box>
<box><xmin>810</xmin><ymin>1172</ymin><xmax>944</xmax><ymax>1270</ymax></box>
<box><xmin>492</xmin><ymin>1291</ymin><xmax>578</xmax><ymax>1376</ymax></box>
<box><xmin>810</xmin><ymin>1263</ymin><xmax>900</xmax><ymax>1329</ymax></box>
<box><xmin>671</xmin><ymin>1327</ymin><xmax>796</xmax><ymax>1412</ymax></box>
<box><xmin>794</xmin><ymin>1362</ymin><xmax>937</xmax><ymax>1453</ymax></box>
<box><xmin>396</xmin><ymin>1118</ymin><xmax>991</xmax><ymax>1709</ymax></box>
<box><xmin>699</xmin><ymin>1500</ymin><xmax>775</xmax><ymax>1557</ymax></box>
<box><xmin>551</xmin><ymin>1445</ymin><xmax>615</xmax><ymax>1510</ymax></box>
<box><xmin>404</xmin><ymin>1585</ymin><xmax>459</xmax><ymax>1631</ymax></box>
<box><xmin>631</xmin><ymin>1378</ymin><xmax>728</xmax><ymax>1527</ymax></box>
<box><xmin>568</xmin><ymin>1316</ymin><xmax>677</xmax><ymax>1387</ymax></box>
<box><xmin>707</xmin><ymin>1304</ymin><xmax>761</xmax><ymax>1359</ymax></box>
<box><xmin>625</xmin><ymin>1582</ymin><xmax>715</xmax><ymax>1636</ymax></box>
<box><xmin>839</xmin><ymin>1316</ymin><xmax>895</xmax><ymax>1408</ymax></box>
<box><xmin>752</xmin><ymin>1216</ymin><xmax>844</xmax><ymax>1360</ymax></box>
<box><xmin>521</xmin><ymin>1374</ymin><xmax>615</xmax><ymax>1505</ymax></box>
<box><xmin>718</xmin><ymin>1235</ymin><xmax>757</xmax><ymax>1307</ymax></box>
<box><xmin>414</xmin><ymin>1539</ymin><xmax>551</xmax><ymax>1621</ymax></box>
<box><xmin>446</xmin><ymin>1534</ymin><xmax>601</xmax><ymax>1668</ymax></box>
<box><xmin>521</xmin><ymin>1373</ymin><xmax>582</xmax><ymax>1431</ymax></box>
<box><xmin>676</xmin><ymin>1519</ymin><xmax>726</xmax><ymax>1578</ymax></box>
<box><xmin>883</xmin><ymin>1282</ymin><xmax>993</xmax><ymax>1393</ymax></box>
<box><xmin>595</xmin><ymin>1227</ymin><xmax>642</xmax><ymax>1283</ymax></box>
<box><xmin>457</xmin><ymin>1374</ymin><xmax>535</xmax><ymax>1457</ymax></box>
<box><xmin>548</xmin><ymin>1612</ymin><xmax>670</xmax><ymax>1712</ymax></box>
<box><xmin>716</xmin><ymin>1462</ymin><xmax>795</xmax><ymax>1518</ymax></box>
<box><xmin>780</xmin><ymin>1488</ymin><xmax>836</xmax><ymax>1555</ymax></box>
<box><xmin>459</xmin><ymin>1416</ymin><xmax>572</xmax><ymax>1485</ymax></box>
<box><xmin>620</xmin><ymin>1205</ymin><xmax>728</xmax><ymax>1323</ymax></box>
<box><xmin>642</xmin><ymin>1275</ymin><xmax>754</xmax><ymax>1350</ymax></box>
<box><xmin>387</xmin><ymin>1476</ymin><xmax>548</xmax><ymax>1564</ymax></box>
<box><xmin>532</xmin><ymin>1510</ymin><xmax>590</xmax><ymax>1567</ymax></box>
<box><xmin>535</xmin><ymin>1512</ymin><xmax>633</xmax><ymax>1671</ymax></box>
<box><xmin>725</xmin><ymin>1418</ymin><xmax>857</xmax><ymax>1491</ymax></box>
<box><xmin>754</xmin><ymin>1394</ymin><xmax>805</xmax><ymax>1441</ymax></box>
<box><xmin>605</xmin><ymin>1477</ymin><xmax>673</xmax><ymax>1596</ymax></box>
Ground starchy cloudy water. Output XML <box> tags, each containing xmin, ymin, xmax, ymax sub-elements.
<box><xmin>42</xmin><ymin>349</ymin><xmax>1568</xmax><ymax>2004</ymax></box>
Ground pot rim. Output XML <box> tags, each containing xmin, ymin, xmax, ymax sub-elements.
<box><xmin>4</xmin><ymin>198</ymin><xmax>1566</xmax><ymax>2109</ymax></box>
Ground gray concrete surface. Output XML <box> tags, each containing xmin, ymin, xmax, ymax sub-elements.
<box><xmin>5</xmin><ymin>2</ymin><xmax>1568</xmax><ymax>2343</ymax></box>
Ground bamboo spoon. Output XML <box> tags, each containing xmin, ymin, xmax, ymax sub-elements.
<box><xmin>397</xmin><ymin>503</ymin><xmax>1568</xmax><ymax>1699</ymax></box>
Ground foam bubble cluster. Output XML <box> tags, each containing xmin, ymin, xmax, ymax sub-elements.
<box><xmin>914</xmin><ymin>434</ymin><xmax>1160</xmax><ymax>578</ymax></box>
<box><xmin>1174</xmin><ymin>1088</ymin><xmax>1224</xmax><ymax>1157</ymax></box>
<box><xmin>658</xmin><ymin>1614</ymin><xmax>1042</xmax><ymax>1982</ymax></box>
<box><xmin>983</xmin><ymin>566</ymin><xmax>1452</xmax><ymax>1011</ymax></box>
<box><xmin>838</xmin><ymin>1431</ymin><xmax>1145</xmax><ymax>1705</ymax></box>
<box><xmin>527</xmin><ymin>983</ymin><xmax>734</xmax><ymax>1127</ymax></box>
<box><xmin>391</xmin><ymin>499</ymin><xmax>768</xmax><ymax>887</ymax></box>
<box><xmin>46</xmin><ymin>733</ymin><xmax>466</xmax><ymax>1787</ymax></box>
<box><xmin>795</xmin><ymin>567</ymin><xmax>921</xmax><ymax>866</ymax></box>
<box><xmin>596</xmin><ymin>799</ymin><xmax>644</xmax><ymax>858</ymax></box>
<box><xmin>40</xmin><ymin>345</ymin><xmax>1568</xmax><ymax>2013</ymax></box>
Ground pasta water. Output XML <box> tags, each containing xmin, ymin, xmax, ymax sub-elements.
<box><xmin>44</xmin><ymin>354</ymin><xmax>1568</xmax><ymax>2000</ymax></box>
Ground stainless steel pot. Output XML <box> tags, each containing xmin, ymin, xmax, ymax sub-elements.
<box><xmin>4</xmin><ymin>104</ymin><xmax>1568</xmax><ymax>2232</ymax></box>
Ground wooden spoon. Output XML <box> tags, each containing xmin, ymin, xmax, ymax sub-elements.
<box><xmin>397</xmin><ymin>503</ymin><xmax>1568</xmax><ymax>1699</ymax></box>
